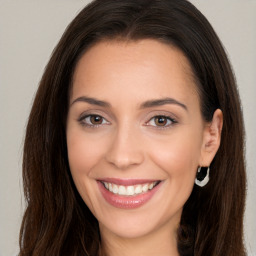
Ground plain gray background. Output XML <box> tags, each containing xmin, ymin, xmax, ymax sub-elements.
<box><xmin>0</xmin><ymin>1</ymin><xmax>255</xmax><ymax>255</ymax></box>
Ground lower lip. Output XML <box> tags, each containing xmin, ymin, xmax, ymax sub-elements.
<box><xmin>97</xmin><ymin>181</ymin><xmax>162</xmax><ymax>209</ymax></box>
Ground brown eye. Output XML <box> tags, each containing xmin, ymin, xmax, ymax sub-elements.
<box><xmin>147</xmin><ymin>115</ymin><xmax>176</xmax><ymax>128</ymax></box>
<box><xmin>80</xmin><ymin>114</ymin><xmax>109</xmax><ymax>127</ymax></box>
<box><xmin>90</xmin><ymin>115</ymin><xmax>103</xmax><ymax>124</ymax></box>
<box><xmin>154</xmin><ymin>116</ymin><xmax>168</xmax><ymax>126</ymax></box>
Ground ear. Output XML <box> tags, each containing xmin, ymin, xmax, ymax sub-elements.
<box><xmin>199</xmin><ymin>109</ymin><xmax>223</xmax><ymax>167</ymax></box>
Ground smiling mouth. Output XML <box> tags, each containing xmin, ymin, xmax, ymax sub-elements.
<box><xmin>97</xmin><ymin>179</ymin><xmax>162</xmax><ymax>209</ymax></box>
<box><xmin>100</xmin><ymin>180</ymin><xmax>161</xmax><ymax>196</ymax></box>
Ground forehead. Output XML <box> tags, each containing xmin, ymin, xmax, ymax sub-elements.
<box><xmin>71</xmin><ymin>39</ymin><xmax>199</xmax><ymax>107</ymax></box>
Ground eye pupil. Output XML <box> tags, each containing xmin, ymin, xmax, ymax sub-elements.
<box><xmin>155</xmin><ymin>116</ymin><xmax>167</xmax><ymax>126</ymax></box>
<box><xmin>90</xmin><ymin>115</ymin><xmax>103</xmax><ymax>124</ymax></box>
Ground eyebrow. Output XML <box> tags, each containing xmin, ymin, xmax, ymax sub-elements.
<box><xmin>140</xmin><ymin>98</ymin><xmax>187</xmax><ymax>111</ymax></box>
<box><xmin>71</xmin><ymin>96</ymin><xmax>111</xmax><ymax>107</ymax></box>
<box><xmin>71</xmin><ymin>96</ymin><xmax>187</xmax><ymax>111</ymax></box>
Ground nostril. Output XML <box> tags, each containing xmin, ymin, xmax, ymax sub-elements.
<box><xmin>105</xmin><ymin>149</ymin><xmax>143</xmax><ymax>169</ymax></box>
<box><xmin>106</xmin><ymin>157</ymin><xmax>140</xmax><ymax>170</ymax></box>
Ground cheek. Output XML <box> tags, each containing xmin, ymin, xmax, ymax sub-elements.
<box><xmin>144</xmin><ymin>129</ymin><xmax>203</xmax><ymax>217</ymax></box>
<box><xmin>147</xmin><ymin>128</ymin><xmax>203</xmax><ymax>186</ymax></box>
<box><xmin>66</xmin><ymin>129</ymin><xmax>108</xmax><ymax>207</ymax></box>
<box><xmin>67</xmin><ymin>130</ymin><xmax>107</xmax><ymax>176</ymax></box>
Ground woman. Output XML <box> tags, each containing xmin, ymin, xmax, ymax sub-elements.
<box><xmin>19</xmin><ymin>0</ymin><xmax>246</xmax><ymax>255</ymax></box>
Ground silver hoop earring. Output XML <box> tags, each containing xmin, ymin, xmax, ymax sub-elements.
<box><xmin>195</xmin><ymin>166</ymin><xmax>210</xmax><ymax>187</ymax></box>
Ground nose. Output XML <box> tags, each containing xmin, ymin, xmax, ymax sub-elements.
<box><xmin>105</xmin><ymin>125</ymin><xmax>144</xmax><ymax>170</ymax></box>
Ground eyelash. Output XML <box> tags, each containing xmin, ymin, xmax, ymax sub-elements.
<box><xmin>78</xmin><ymin>114</ymin><xmax>177</xmax><ymax>128</ymax></box>
<box><xmin>78</xmin><ymin>114</ymin><xmax>110</xmax><ymax>127</ymax></box>
<box><xmin>146</xmin><ymin>115</ymin><xmax>177</xmax><ymax>129</ymax></box>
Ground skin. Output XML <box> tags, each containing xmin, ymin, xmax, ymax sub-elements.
<box><xmin>66</xmin><ymin>39</ymin><xmax>223</xmax><ymax>256</ymax></box>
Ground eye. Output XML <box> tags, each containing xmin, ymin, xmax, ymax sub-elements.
<box><xmin>79</xmin><ymin>114</ymin><xmax>109</xmax><ymax>127</ymax></box>
<box><xmin>147</xmin><ymin>115</ymin><xmax>176</xmax><ymax>127</ymax></box>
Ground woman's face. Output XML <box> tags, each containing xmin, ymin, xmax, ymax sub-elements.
<box><xmin>66</xmin><ymin>39</ymin><xmax>212</xmax><ymax>239</ymax></box>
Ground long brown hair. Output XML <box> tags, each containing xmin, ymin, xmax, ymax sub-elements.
<box><xmin>19</xmin><ymin>0</ymin><xmax>246</xmax><ymax>255</ymax></box>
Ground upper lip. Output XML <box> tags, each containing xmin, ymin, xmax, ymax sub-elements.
<box><xmin>97</xmin><ymin>178</ymin><xmax>161</xmax><ymax>186</ymax></box>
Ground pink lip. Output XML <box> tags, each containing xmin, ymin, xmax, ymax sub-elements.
<box><xmin>97</xmin><ymin>180</ymin><xmax>162</xmax><ymax>209</ymax></box>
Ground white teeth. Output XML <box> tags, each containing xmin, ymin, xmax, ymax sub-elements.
<box><xmin>142</xmin><ymin>184</ymin><xmax>149</xmax><ymax>192</ymax></box>
<box><xmin>103</xmin><ymin>182</ymin><xmax>109</xmax><ymax>189</ymax></box>
<box><xmin>102</xmin><ymin>181</ymin><xmax>158</xmax><ymax>196</ymax></box>
<box><xmin>127</xmin><ymin>186</ymin><xmax>134</xmax><ymax>195</ymax></box>
<box><xmin>113</xmin><ymin>184</ymin><xmax>119</xmax><ymax>194</ymax></box>
<box><xmin>134</xmin><ymin>185</ymin><xmax>142</xmax><ymax>194</ymax></box>
<box><xmin>118</xmin><ymin>185</ymin><xmax>126</xmax><ymax>195</ymax></box>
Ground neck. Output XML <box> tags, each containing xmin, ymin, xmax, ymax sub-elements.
<box><xmin>99</xmin><ymin>222</ymin><xmax>180</xmax><ymax>256</ymax></box>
